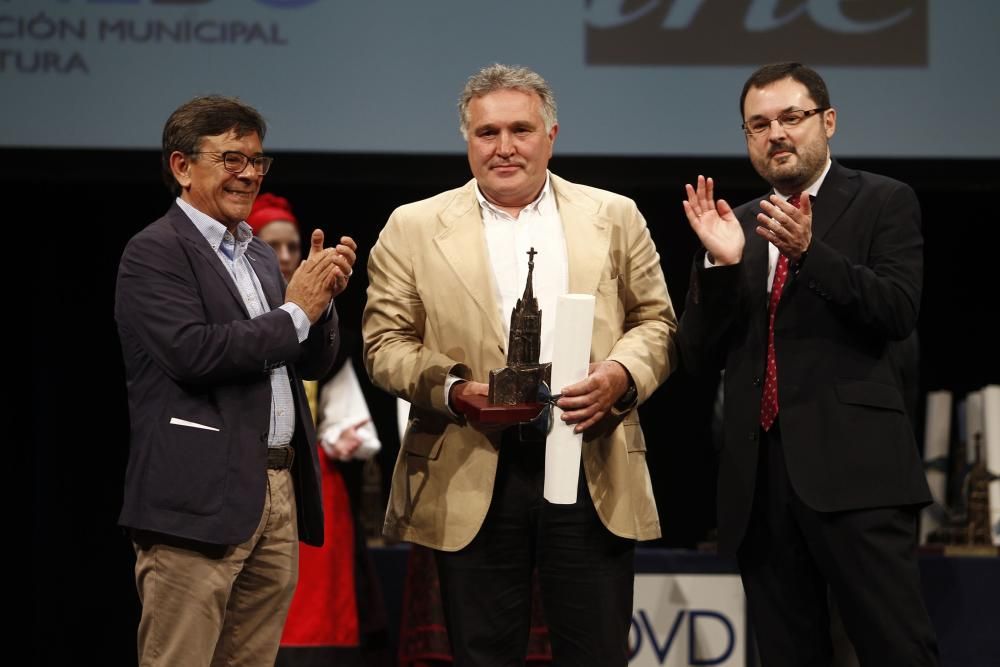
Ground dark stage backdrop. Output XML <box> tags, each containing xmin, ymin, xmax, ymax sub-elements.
<box><xmin>21</xmin><ymin>149</ymin><xmax>998</xmax><ymax>666</ymax></box>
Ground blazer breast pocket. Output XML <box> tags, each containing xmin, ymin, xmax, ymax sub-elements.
<box><xmin>596</xmin><ymin>274</ymin><xmax>621</xmax><ymax>296</ymax></box>
<box><xmin>593</xmin><ymin>275</ymin><xmax>624</xmax><ymax>350</ymax></box>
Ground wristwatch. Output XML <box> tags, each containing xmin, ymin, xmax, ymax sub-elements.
<box><xmin>614</xmin><ymin>379</ymin><xmax>638</xmax><ymax>411</ymax></box>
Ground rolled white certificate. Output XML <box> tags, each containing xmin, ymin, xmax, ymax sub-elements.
<box><xmin>981</xmin><ymin>385</ymin><xmax>1000</xmax><ymax>546</ymax></box>
<box><xmin>920</xmin><ymin>390</ymin><xmax>952</xmax><ymax>544</ymax></box>
<box><xmin>544</xmin><ymin>294</ymin><xmax>595</xmax><ymax>504</ymax></box>
<box><xmin>965</xmin><ymin>390</ymin><xmax>985</xmax><ymax>464</ymax></box>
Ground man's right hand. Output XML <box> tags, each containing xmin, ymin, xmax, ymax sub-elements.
<box><xmin>323</xmin><ymin>417</ymin><xmax>370</xmax><ymax>461</ymax></box>
<box><xmin>285</xmin><ymin>229</ymin><xmax>344</xmax><ymax>322</ymax></box>
<box><xmin>683</xmin><ymin>175</ymin><xmax>744</xmax><ymax>266</ymax></box>
<box><xmin>449</xmin><ymin>380</ymin><xmax>489</xmax><ymax>411</ymax></box>
<box><xmin>449</xmin><ymin>381</ymin><xmax>506</xmax><ymax>433</ymax></box>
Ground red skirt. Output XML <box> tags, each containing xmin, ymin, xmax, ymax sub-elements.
<box><xmin>280</xmin><ymin>448</ymin><xmax>359</xmax><ymax>648</ymax></box>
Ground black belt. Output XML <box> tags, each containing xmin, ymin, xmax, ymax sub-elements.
<box><xmin>267</xmin><ymin>445</ymin><xmax>295</xmax><ymax>470</ymax></box>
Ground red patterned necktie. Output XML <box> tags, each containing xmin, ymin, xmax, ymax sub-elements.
<box><xmin>759</xmin><ymin>194</ymin><xmax>801</xmax><ymax>431</ymax></box>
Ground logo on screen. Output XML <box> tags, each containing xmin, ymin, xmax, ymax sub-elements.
<box><xmin>585</xmin><ymin>0</ymin><xmax>928</xmax><ymax>66</ymax></box>
<box><xmin>629</xmin><ymin>608</ymin><xmax>737</xmax><ymax>665</ymax></box>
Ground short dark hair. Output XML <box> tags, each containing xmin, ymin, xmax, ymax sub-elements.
<box><xmin>739</xmin><ymin>62</ymin><xmax>831</xmax><ymax>118</ymax></box>
<box><xmin>161</xmin><ymin>95</ymin><xmax>267</xmax><ymax>194</ymax></box>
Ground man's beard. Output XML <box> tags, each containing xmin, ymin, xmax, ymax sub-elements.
<box><xmin>753</xmin><ymin>139</ymin><xmax>828</xmax><ymax>193</ymax></box>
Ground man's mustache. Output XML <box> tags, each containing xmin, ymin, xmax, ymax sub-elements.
<box><xmin>768</xmin><ymin>143</ymin><xmax>796</xmax><ymax>158</ymax></box>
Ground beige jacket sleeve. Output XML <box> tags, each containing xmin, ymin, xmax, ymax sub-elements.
<box><xmin>362</xmin><ymin>206</ymin><xmax>473</xmax><ymax>417</ymax></box>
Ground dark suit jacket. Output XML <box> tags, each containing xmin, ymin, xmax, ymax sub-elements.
<box><xmin>115</xmin><ymin>203</ymin><xmax>338</xmax><ymax>546</ymax></box>
<box><xmin>679</xmin><ymin>161</ymin><xmax>931</xmax><ymax>555</ymax></box>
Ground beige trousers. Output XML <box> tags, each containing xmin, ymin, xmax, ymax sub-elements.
<box><xmin>133</xmin><ymin>469</ymin><xmax>299</xmax><ymax>667</ymax></box>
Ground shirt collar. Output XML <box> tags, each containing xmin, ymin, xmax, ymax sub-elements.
<box><xmin>175</xmin><ymin>196</ymin><xmax>253</xmax><ymax>255</ymax></box>
<box><xmin>774</xmin><ymin>157</ymin><xmax>832</xmax><ymax>202</ymax></box>
<box><xmin>475</xmin><ymin>172</ymin><xmax>554</xmax><ymax>220</ymax></box>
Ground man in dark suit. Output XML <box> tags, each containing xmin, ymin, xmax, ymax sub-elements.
<box><xmin>678</xmin><ymin>63</ymin><xmax>939</xmax><ymax>666</ymax></box>
<box><xmin>115</xmin><ymin>95</ymin><xmax>356</xmax><ymax>667</ymax></box>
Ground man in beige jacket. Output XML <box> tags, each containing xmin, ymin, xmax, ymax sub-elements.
<box><xmin>363</xmin><ymin>64</ymin><xmax>676</xmax><ymax>666</ymax></box>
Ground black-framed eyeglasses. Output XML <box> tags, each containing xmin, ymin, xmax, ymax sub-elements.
<box><xmin>742</xmin><ymin>108</ymin><xmax>828</xmax><ymax>136</ymax></box>
<box><xmin>188</xmin><ymin>151</ymin><xmax>274</xmax><ymax>175</ymax></box>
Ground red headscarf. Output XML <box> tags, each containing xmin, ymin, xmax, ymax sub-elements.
<box><xmin>247</xmin><ymin>193</ymin><xmax>299</xmax><ymax>234</ymax></box>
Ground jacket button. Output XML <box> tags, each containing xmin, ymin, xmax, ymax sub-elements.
<box><xmin>748</xmin><ymin>431</ymin><xmax>758</xmax><ymax>442</ymax></box>
<box><xmin>753</xmin><ymin>376</ymin><xmax>761</xmax><ymax>386</ymax></box>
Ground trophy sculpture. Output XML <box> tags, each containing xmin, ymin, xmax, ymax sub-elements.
<box><xmin>453</xmin><ymin>247</ymin><xmax>550</xmax><ymax>423</ymax></box>
<box><xmin>924</xmin><ymin>434</ymin><xmax>1000</xmax><ymax>555</ymax></box>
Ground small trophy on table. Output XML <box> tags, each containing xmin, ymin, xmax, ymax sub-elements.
<box><xmin>924</xmin><ymin>434</ymin><xmax>1000</xmax><ymax>556</ymax></box>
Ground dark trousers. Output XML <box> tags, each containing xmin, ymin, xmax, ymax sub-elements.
<box><xmin>738</xmin><ymin>421</ymin><xmax>939</xmax><ymax>667</ymax></box>
<box><xmin>435</xmin><ymin>432</ymin><xmax>635</xmax><ymax>667</ymax></box>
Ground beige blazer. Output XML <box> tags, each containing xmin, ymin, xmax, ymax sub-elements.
<box><xmin>363</xmin><ymin>173</ymin><xmax>677</xmax><ymax>550</ymax></box>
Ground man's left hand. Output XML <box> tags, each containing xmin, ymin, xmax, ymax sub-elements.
<box><xmin>556</xmin><ymin>361</ymin><xmax>630</xmax><ymax>433</ymax></box>
<box><xmin>328</xmin><ymin>236</ymin><xmax>358</xmax><ymax>298</ymax></box>
<box><xmin>755</xmin><ymin>194</ymin><xmax>812</xmax><ymax>261</ymax></box>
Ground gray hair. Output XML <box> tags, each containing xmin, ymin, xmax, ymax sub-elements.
<box><xmin>458</xmin><ymin>64</ymin><xmax>558</xmax><ymax>140</ymax></box>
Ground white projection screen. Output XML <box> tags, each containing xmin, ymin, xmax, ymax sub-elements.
<box><xmin>2</xmin><ymin>0</ymin><xmax>998</xmax><ymax>158</ymax></box>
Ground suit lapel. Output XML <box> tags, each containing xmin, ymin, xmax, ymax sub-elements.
<box><xmin>169</xmin><ymin>204</ymin><xmax>250</xmax><ymax>318</ymax></box>
<box><xmin>742</xmin><ymin>195</ymin><xmax>771</xmax><ymax>317</ymax></box>
<box><xmin>743</xmin><ymin>162</ymin><xmax>858</xmax><ymax>310</ymax></box>
<box><xmin>778</xmin><ymin>162</ymin><xmax>858</xmax><ymax>307</ymax></box>
<box><xmin>812</xmin><ymin>160</ymin><xmax>859</xmax><ymax>243</ymax></box>
<box><xmin>551</xmin><ymin>175</ymin><xmax>610</xmax><ymax>295</ymax></box>
<box><xmin>433</xmin><ymin>182</ymin><xmax>507</xmax><ymax>347</ymax></box>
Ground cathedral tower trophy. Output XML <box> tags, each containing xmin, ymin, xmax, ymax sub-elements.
<box><xmin>453</xmin><ymin>248</ymin><xmax>550</xmax><ymax>423</ymax></box>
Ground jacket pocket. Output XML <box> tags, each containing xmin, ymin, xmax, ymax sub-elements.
<box><xmin>835</xmin><ymin>380</ymin><xmax>904</xmax><ymax>412</ymax></box>
<box><xmin>623</xmin><ymin>416</ymin><xmax>646</xmax><ymax>452</ymax></box>
<box><xmin>169</xmin><ymin>417</ymin><xmax>221</xmax><ymax>432</ymax></box>
<box><xmin>402</xmin><ymin>417</ymin><xmax>446</xmax><ymax>460</ymax></box>
<box><xmin>149</xmin><ymin>415</ymin><xmax>227</xmax><ymax>515</ymax></box>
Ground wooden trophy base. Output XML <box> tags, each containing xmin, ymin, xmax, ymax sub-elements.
<box><xmin>452</xmin><ymin>393</ymin><xmax>546</xmax><ymax>425</ymax></box>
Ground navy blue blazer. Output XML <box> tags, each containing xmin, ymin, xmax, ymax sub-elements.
<box><xmin>115</xmin><ymin>203</ymin><xmax>337</xmax><ymax>546</ymax></box>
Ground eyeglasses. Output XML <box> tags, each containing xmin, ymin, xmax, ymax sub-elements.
<box><xmin>742</xmin><ymin>108</ymin><xmax>828</xmax><ymax>136</ymax></box>
<box><xmin>188</xmin><ymin>151</ymin><xmax>274</xmax><ymax>175</ymax></box>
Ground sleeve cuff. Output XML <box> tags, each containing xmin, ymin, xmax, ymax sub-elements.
<box><xmin>444</xmin><ymin>374</ymin><xmax>466</xmax><ymax>418</ymax></box>
<box><xmin>278</xmin><ymin>302</ymin><xmax>314</xmax><ymax>343</ymax></box>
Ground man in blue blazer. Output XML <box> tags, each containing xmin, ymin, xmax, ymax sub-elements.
<box><xmin>115</xmin><ymin>95</ymin><xmax>356</xmax><ymax>667</ymax></box>
<box><xmin>679</xmin><ymin>63</ymin><xmax>938</xmax><ymax>666</ymax></box>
